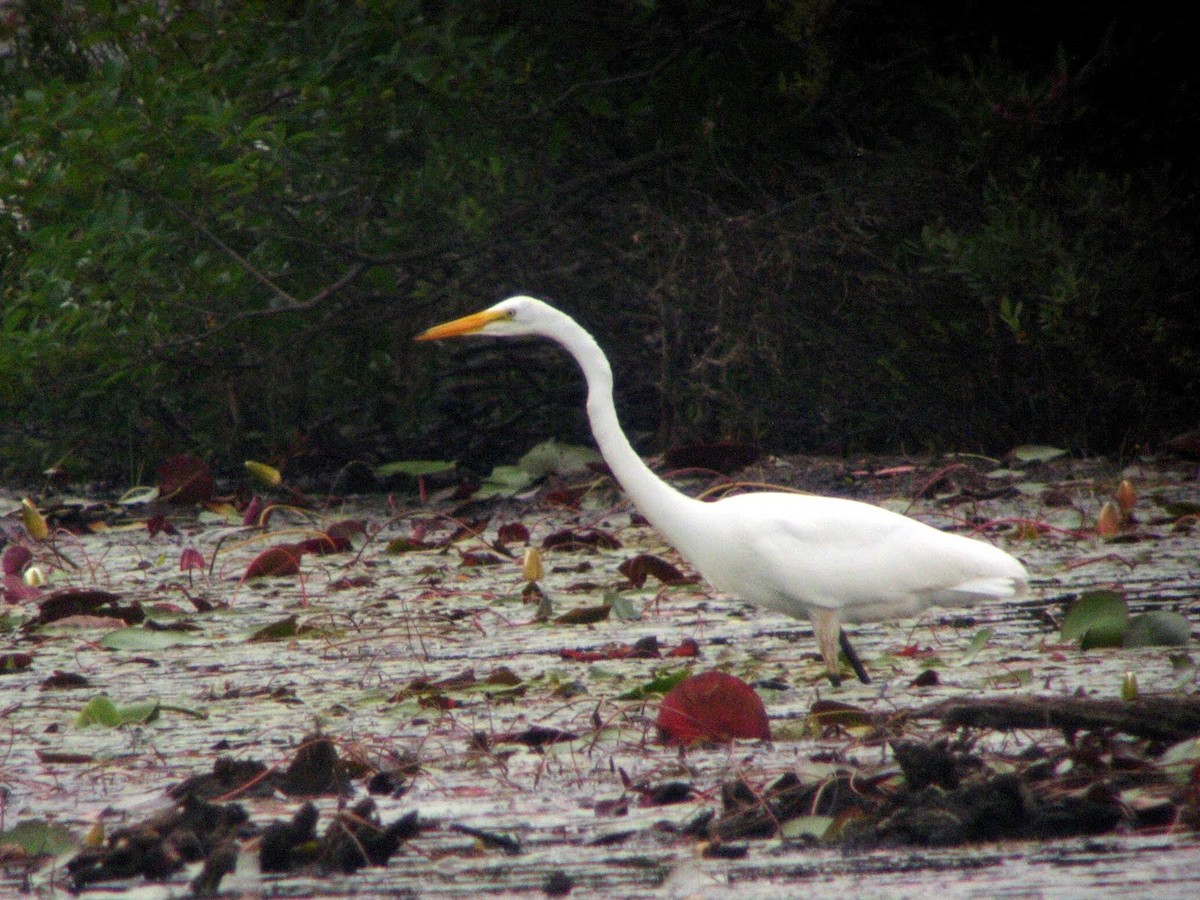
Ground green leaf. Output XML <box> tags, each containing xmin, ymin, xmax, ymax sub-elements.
<box><xmin>247</xmin><ymin>615</ymin><xmax>299</xmax><ymax>642</ymax></box>
<box><xmin>780</xmin><ymin>815</ymin><xmax>834</xmax><ymax>841</ymax></box>
<box><xmin>1061</xmin><ymin>590</ymin><xmax>1129</xmax><ymax>649</ymax></box>
<box><xmin>607</xmin><ymin>590</ymin><xmax>642</xmax><ymax>622</ymax></box>
<box><xmin>617</xmin><ymin>669</ymin><xmax>691</xmax><ymax>701</ymax></box>
<box><xmin>375</xmin><ymin>459</ymin><xmax>457</xmax><ymax>478</ymax></box>
<box><xmin>75</xmin><ymin>695</ymin><xmax>161</xmax><ymax>728</ymax></box>
<box><xmin>957</xmin><ymin>627</ymin><xmax>993</xmax><ymax>666</ymax></box>
<box><xmin>1159</xmin><ymin>737</ymin><xmax>1200</xmax><ymax>783</ymax></box>
<box><xmin>475</xmin><ymin>464</ymin><xmax>535</xmax><ymax>498</ymax></box>
<box><xmin>0</xmin><ymin>819</ymin><xmax>78</xmax><ymax>856</ymax></box>
<box><xmin>99</xmin><ymin>627</ymin><xmax>194</xmax><ymax>651</ymax></box>
<box><xmin>1011</xmin><ymin>445</ymin><xmax>1068</xmax><ymax>463</ymax></box>
<box><xmin>517</xmin><ymin>439</ymin><xmax>601</xmax><ymax>477</ymax></box>
<box><xmin>1152</xmin><ymin>495</ymin><xmax>1200</xmax><ymax>518</ymax></box>
<box><xmin>1123</xmin><ymin>611</ymin><xmax>1192</xmax><ymax>648</ymax></box>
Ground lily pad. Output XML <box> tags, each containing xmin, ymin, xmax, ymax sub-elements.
<box><xmin>0</xmin><ymin>819</ymin><xmax>78</xmax><ymax>856</ymax></box>
<box><xmin>375</xmin><ymin>459</ymin><xmax>458</xmax><ymax>478</ymax></box>
<box><xmin>99</xmin><ymin>627</ymin><xmax>195</xmax><ymax>651</ymax></box>
<box><xmin>1061</xmin><ymin>591</ymin><xmax>1129</xmax><ymax>649</ymax></box>
<box><xmin>1123</xmin><ymin>611</ymin><xmax>1192</xmax><ymax>648</ymax></box>
<box><xmin>517</xmin><ymin>439</ymin><xmax>601</xmax><ymax>477</ymax></box>
<box><xmin>1011</xmin><ymin>445</ymin><xmax>1068</xmax><ymax>464</ymax></box>
<box><xmin>75</xmin><ymin>695</ymin><xmax>161</xmax><ymax>728</ymax></box>
<box><xmin>780</xmin><ymin>815</ymin><xmax>834</xmax><ymax>841</ymax></box>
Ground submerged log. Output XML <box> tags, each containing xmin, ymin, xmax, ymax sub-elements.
<box><xmin>910</xmin><ymin>694</ymin><xmax>1200</xmax><ymax>743</ymax></box>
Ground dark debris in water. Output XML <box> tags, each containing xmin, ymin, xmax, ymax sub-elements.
<box><xmin>707</xmin><ymin>702</ymin><xmax>1200</xmax><ymax>851</ymax></box>
<box><xmin>67</xmin><ymin>794</ymin><xmax>250</xmax><ymax>890</ymax></box>
<box><xmin>65</xmin><ymin>738</ymin><xmax>419</xmax><ymax>893</ymax></box>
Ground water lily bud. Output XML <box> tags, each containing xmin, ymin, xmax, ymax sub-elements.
<box><xmin>244</xmin><ymin>459</ymin><xmax>282</xmax><ymax>487</ymax></box>
<box><xmin>1121</xmin><ymin>671</ymin><xmax>1138</xmax><ymax>701</ymax></box>
<box><xmin>1115</xmin><ymin>479</ymin><xmax>1136</xmax><ymax>514</ymax></box>
<box><xmin>21</xmin><ymin>498</ymin><xmax>49</xmax><ymax>541</ymax></box>
<box><xmin>1096</xmin><ymin>500</ymin><xmax>1122</xmax><ymax>537</ymax></box>
<box><xmin>24</xmin><ymin>566</ymin><xmax>46</xmax><ymax>587</ymax></box>
<box><xmin>522</xmin><ymin>547</ymin><xmax>544</xmax><ymax>582</ymax></box>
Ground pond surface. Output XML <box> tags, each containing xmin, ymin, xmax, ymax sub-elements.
<box><xmin>1</xmin><ymin>454</ymin><xmax>1198</xmax><ymax>897</ymax></box>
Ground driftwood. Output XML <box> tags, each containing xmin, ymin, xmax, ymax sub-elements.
<box><xmin>910</xmin><ymin>695</ymin><xmax>1200</xmax><ymax>743</ymax></box>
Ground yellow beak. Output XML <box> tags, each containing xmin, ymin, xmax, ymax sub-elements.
<box><xmin>414</xmin><ymin>308</ymin><xmax>507</xmax><ymax>341</ymax></box>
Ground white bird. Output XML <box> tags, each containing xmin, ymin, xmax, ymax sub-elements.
<box><xmin>417</xmin><ymin>296</ymin><xmax>1029</xmax><ymax>683</ymax></box>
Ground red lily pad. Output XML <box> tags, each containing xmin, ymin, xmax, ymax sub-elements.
<box><xmin>244</xmin><ymin>545</ymin><xmax>303</xmax><ymax>579</ymax></box>
<box><xmin>3</xmin><ymin>545</ymin><xmax>33</xmax><ymax>576</ymax></box>
<box><xmin>618</xmin><ymin>554</ymin><xmax>693</xmax><ymax>587</ymax></box>
<box><xmin>157</xmin><ymin>454</ymin><xmax>216</xmax><ymax>504</ymax></box>
<box><xmin>656</xmin><ymin>670</ymin><xmax>770</xmax><ymax>745</ymax></box>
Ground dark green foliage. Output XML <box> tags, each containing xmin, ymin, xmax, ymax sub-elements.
<box><xmin>1</xmin><ymin>1</ymin><xmax>1195</xmax><ymax>478</ymax></box>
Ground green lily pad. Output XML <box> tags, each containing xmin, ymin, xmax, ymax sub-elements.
<box><xmin>0</xmin><ymin>819</ymin><xmax>78</xmax><ymax>856</ymax></box>
<box><xmin>75</xmin><ymin>695</ymin><xmax>161</xmax><ymax>728</ymax></box>
<box><xmin>780</xmin><ymin>815</ymin><xmax>834</xmax><ymax>841</ymax></box>
<box><xmin>476</xmin><ymin>464</ymin><xmax>536</xmax><ymax>498</ymax></box>
<box><xmin>1061</xmin><ymin>590</ymin><xmax>1129</xmax><ymax>649</ymax></box>
<box><xmin>375</xmin><ymin>459</ymin><xmax>457</xmax><ymax>478</ymax></box>
<box><xmin>99</xmin><ymin>627</ymin><xmax>194</xmax><ymax>651</ymax></box>
<box><xmin>1011</xmin><ymin>444</ymin><xmax>1068</xmax><ymax>463</ymax></box>
<box><xmin>617</xmin><ymin>668</ymin><xmax>691</xmax><ymax>701</ymax></box>
<box><xmin>518</xmin><ymin>439</ymin><xmax>601</xmax><ymax>477</ymax></box>
<box><xmin>957</xmin><ymin>627</ymin><xmax>994</xmax><ymax>666</ymax></box>
<box><xmin>1123</xmin><ymin>611</ymin><xmax>1192</xmax><ymax>647</ymax></box>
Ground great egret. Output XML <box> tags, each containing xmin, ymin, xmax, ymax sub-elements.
<box><xmin>417</xmin><ymin>296</ymin><xmax>1029</xmax><ymax>683</ymax></box>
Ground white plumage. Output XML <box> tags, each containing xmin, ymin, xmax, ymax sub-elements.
<box><xmin>418</xmin><ymin>295</ymin><xmax>1029</xmax><ymax>682</ymax></box>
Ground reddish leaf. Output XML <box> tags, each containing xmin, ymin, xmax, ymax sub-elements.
<box><xmin>542</xmin><ymin>485</ymin><xmax>586</xmax><ymax>508</ymax></box>
<box><xmin>296</xmin><ymin>534</ymin><xmax>353</xmax><ymax>555</ymax></box>
<box><xmin>445</xmin><ymin>517</ymin><xmax>491</xmax><ymax>544</ymax></box>
<box><xmin>554</xmin><ymin>604</ymin><xmax>611</xmax><ymax>625</ymax></box>
<box><xmin>179</xmin><ymin>547</ymin><xmax>205</xmax><ymax>572</ymax></box>
<box><xmin>449</xmin><ymin>480</ymin><xmax>480</xmax><ymax>500</ymax></box>
<box><xmin>459</xmin><ymin>551</ymin><xmax>504</xmax><ymax>567</ymax></box>
<box><xmin>656</xmin><ymin>670</ymin><xmax>770</xmax><ymax>745</ymax></box>
<box><xmin>618</xmin><ymin>554</ymin><xmax>693</xmax><ymax>587</ymax></box>
<box><xmin>542</xmin><ymin>529</ymin><xmax>622</xmax><ymax>551</ymax></box>
<box><xmin>0</xmin><ymin>652</ymin><xmax>34</xmax><ymax>674</ymax></box>
<box><xmin>560</xmin><ymin>648</ymin><xmax>609</xmax><ymax>662</ymax></box>
<box><xmin>244</xmin><ymin>545</ymin><xmax>303</xmax><ymax>579</ymax></box>
<box><xmin>666</xmin><ymin>638</ymin><xmax>700</xmax><ymax>657</ymax></box>
<box><xmin>33</xmin><ymin>589</ymin><xmax>142</xmax><ymax>626</ymax></box>
<box><xmin>807</xmin><ymin>699</ymin><xmax>876</xmax><ymax>729</ymax></box>
<box><xmin>243</xmin><ymin>495</ymin><xmax>267</xmax><ymax>527</ymax></box>
<box><xmin>40</xmin><ymin>671</ymin><xmax>90</xmax><ymax>690</ymax></box>
<box><xmin>496</xmin><ymin>522</ymin><xmax>531</xmax><ymax>545</ymax></box>
<box><xmin>418</xmin><ymin>694</ymin><xmax>459</xmax><ymax>710</ymax></box>
<box><xmin>2</xmin><ymin>545</ymin><xmax>33</xmax><ymax>576</ymax></box>
<box><xmin>157</xmin><ymin>454</ymin><xmax>216</xmax><ymax>504</ymax></box>
<box><xmin>495</xmin><ymin>726</ymin><xmax>578</xmax><ymax>748</ymax></box>
<box><xmin>560</xmin><ymin>637</ymin><xmax>662</xmax><ymax>662</ymax></box>
<box><xmin>3</xmin><ymin>573</ymin><xmax>42</xmax><ymax>603</ymax></box>
<box><xmin>326</xmin><ymin>519</ymin><xmax>366</xmax><ymax>542</ymax></box>
<box><xmin>329</xmin><ymin>575</ymin><xmax>375</xmax><ymax>590</ymax></box>
<box><xmin>146</xmin><ymin>513</ymin><xmax>179</xmax><ymax>537</ymax></box>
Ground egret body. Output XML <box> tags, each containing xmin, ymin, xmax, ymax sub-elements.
<box><xmin>417</xmin><ymin>296</ymin><xmax>1028</xmax><ymax>683</ymax></box>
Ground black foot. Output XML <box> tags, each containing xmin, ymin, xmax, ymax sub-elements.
<box><xmin>839</xmin><ymin>628</ymin><xmax>872</xmax><ymax>684</ymax></box>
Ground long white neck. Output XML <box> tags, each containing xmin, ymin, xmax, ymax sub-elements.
<box><xmin>543</xmin><ymin>310</ymin><xmax>710</xmax><ymax>557</ymax></box>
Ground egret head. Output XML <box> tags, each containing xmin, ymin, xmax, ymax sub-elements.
<box><xmin>415</xmin><ymin>295</ymin><xmax>556</xmax><ymax>342</ymax></box>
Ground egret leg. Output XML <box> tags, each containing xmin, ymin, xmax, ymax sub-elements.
<box><xmin>810</xmin><ymin>607</ymin><xmax>844</xmax><ymax>686</ymax></box>
<box><xmin>838</xmin><ymin>629</ymin><xmax>872</xmax><ymax>684</ymax></box>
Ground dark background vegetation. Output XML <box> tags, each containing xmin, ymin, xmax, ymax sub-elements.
<box><xmin>2</xmin><ymin>1</ymin><xmax>1196</xmax><ymax>483</ymax></box>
